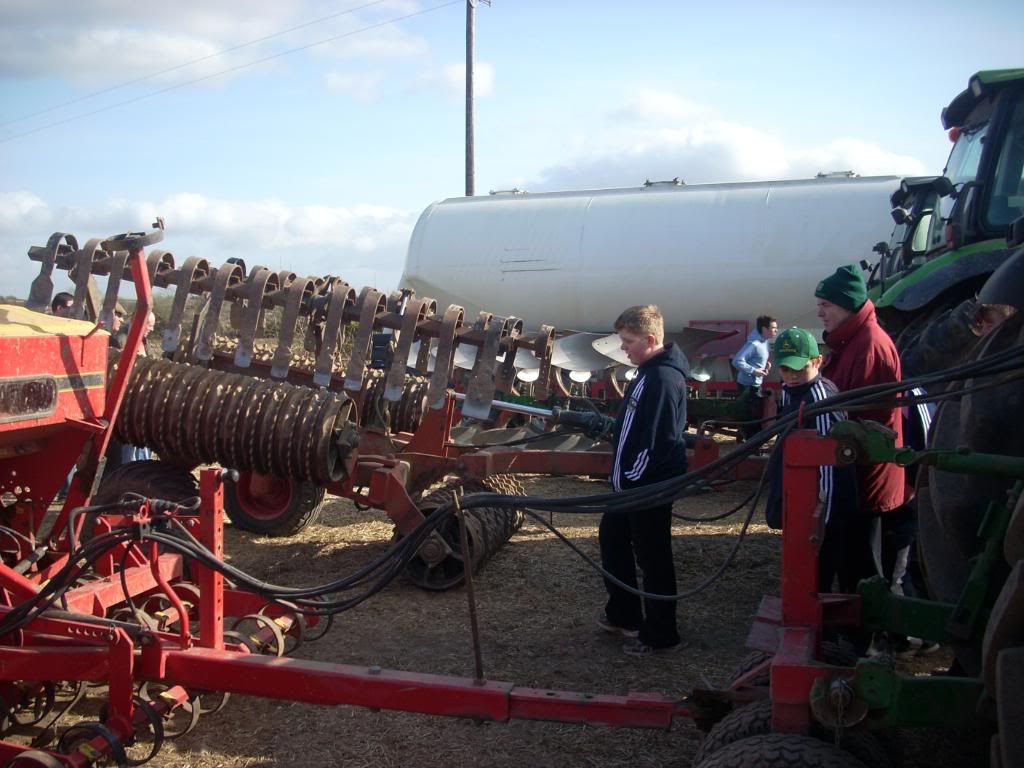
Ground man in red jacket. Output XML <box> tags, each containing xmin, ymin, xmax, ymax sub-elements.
<box><xmin>815</xmin><ymin>265</ymin><xmax>910</xmax><ymax>609</ymax></box>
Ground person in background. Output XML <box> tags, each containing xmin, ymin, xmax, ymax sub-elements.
<box><xmin>51</xmin><ymin>292</ymin><xmax>74</xmax><ymax>317</ymax></box>
<box><xmin>764</xmin><ymin>327</ymin><xmax>856</xmax><ymax>591</ymax></box>
<box><xmin>106</xmin><ymin>309</ymin><xmax>156</xmax><ymax>468</ymax></box>
<box><xmin>598</xmin><ymin>304</ymin><xmax>689</xmax><ymax>656</ymax></box>
<box><xmin>731</xmin><ymin>316</ymin><xmax>778</xmax><ymax>439</ymax></box>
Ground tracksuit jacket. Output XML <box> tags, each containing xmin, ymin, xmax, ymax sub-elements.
<box><xmin>611</xmin><ymin>343</ymin><xmax>689</xmax><ymax>491</ymax></box>
<box><xmin>765</xmin><ymin>375</ymin><xmax>857</xmax><ymax>529</ymax></box>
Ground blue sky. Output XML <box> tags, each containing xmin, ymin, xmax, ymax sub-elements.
<box><xmin>1</xmin><ymin>0</ymin><xmax>1021</xmax><ymax>298</ymax></box>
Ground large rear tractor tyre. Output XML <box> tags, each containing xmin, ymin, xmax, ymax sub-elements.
<box><xmin>223</xmin><ymin>471</ymin><xmax>325</xmax><ymax>537</ymax></box>
<box><xmin>695</xmin><ymin>733</ymin><xmax>869</xmax><ymax>768</ymax></box>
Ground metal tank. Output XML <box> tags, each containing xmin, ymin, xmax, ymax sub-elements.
<box><xmin>402</xmin><ymin>175</ymin><xmax>900</xmax><ymax>335</ymax></box>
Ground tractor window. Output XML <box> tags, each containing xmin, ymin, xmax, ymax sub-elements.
<box><xmin>940</xmin><ymin>121</ymin><xmax>988</xmax><ymax>225</ymax></box>
<box><xmin>984</xmin><ymin>97</ymin><xmax>1024</xmax><ymax>230</ymax></box>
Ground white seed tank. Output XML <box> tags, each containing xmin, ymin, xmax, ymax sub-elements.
<box><xmin>401</xmin><ymin>176</ymin><xmax>899</xmax><ymax>335</ymax></box>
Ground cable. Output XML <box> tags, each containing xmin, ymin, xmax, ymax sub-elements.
<box><xmin>0</xmin><ymin>0</ymin><xmax>463</xmax><ymax>144</ymax></box>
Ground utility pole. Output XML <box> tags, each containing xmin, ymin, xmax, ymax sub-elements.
<box><xmin>465</xmin><ymin>0</ymin><xmax>489</xmax><ymax>197</ymax></box>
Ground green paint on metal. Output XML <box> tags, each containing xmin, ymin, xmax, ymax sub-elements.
<box><xmin>854</xmin><ymin>663</ymin><xmax>985</xmax><ymax>728</ymax></box>
<box><xmin>873</xmin><ymin>239</ymin><xmax>1002</xmax><ymax>309</ymax></box>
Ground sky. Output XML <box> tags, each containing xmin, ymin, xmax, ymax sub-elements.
<box><xmin>1</xmin><ymin>0</ymin><xmax>1021</xmax><ymax>301</ymax></box>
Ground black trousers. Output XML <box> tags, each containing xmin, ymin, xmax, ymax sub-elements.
<box><xmin>837</xmin><ymin>506</ymin><xmax>916</xmax><ymax>596</ymax></box>
<box><xmin>598</xmin><ymin>503</ymin><xmax>680</xmax><ymax>648</ymax></box>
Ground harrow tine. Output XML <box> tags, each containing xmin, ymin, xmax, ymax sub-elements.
<box><xmin>343</xmin><ymin>287</ymin><xmax>385</xmax><ymax>396</ymax></box>
<box><xmin>71</xmin><ymin>239</ymin><xmax>103</xmax><ymax>320</ymax></box>
<box><xmin>314</xmin><ymin>279</ymin><xmax>355</xmax><ymax>387</ymax></box>
<box><xmin>429</xmin><ymin>304</ymin><xmax>465</xmax><ymax>410</ymax></box>
<box><xmin>26</xmin><ymin>231</ymin><xmax>78</xmax><ymax>312</ymax></box>
<box><xmin>531</xmin><ymin>325</ymin><xmax>556</xmax><ymax>400</ymax></box>
<box><xmin>163</xmin><ymin>256</ymin><xmax>210</xmax><ymax>354</ymax></box>
<box><xmin>464</xmin><ymin>313</ymin><xmax>508</xmax><ymax>420</ymax></box>
<box><xmin>271</xmin><ymin>277</ymin><xmax>315</xmax><ymax>379</ymax></box>
<box><xmin>195</xmin><ymin>262</ymin><xmax>244</xmax><ymax>362</ymax></box>
<box><xmin>387</xmin><ymin>297</ymin><xmax>434</xmax><ymax>401</ymax></box>
<box><xmin>235</xmin><ymin>267</ymin><xmax>279</xmax><ymax>369</ymax></box>
<box><xmin>99</xmin><ymin>250</ymin><xmax>129</xmax><ymax>330</ymax></box>
<box><xmin>302</xmin><ymin>277</ymin><xmax>328</xmax><ymax>354</ymax></box>
<box><xmin>146</xmin><ymin>249</ymin><xmax>177</xmax><ymax>289</ymax></box>
<box><xmin>494</xmin><ymin>317</ymin><xmax>524</xmax><ymax>395</ymax></box>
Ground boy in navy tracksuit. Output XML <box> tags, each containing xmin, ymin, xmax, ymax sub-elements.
<box><xmin>599</xmin><ymin>305</ymin><xmax>689</xmax><ymax>655</ymax></box>
<box><xmin>765</xmin><ymin>327</ymin><xmax>857</xmax><ymax>592</ymax></box>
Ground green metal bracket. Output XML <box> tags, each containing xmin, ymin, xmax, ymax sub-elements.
<box><xmin>854</xmin><ymin>661</ymin><xmax>985</xmax><ymax>728</ymax></box>
<box><xmin>831</xmin><ymin>421</ymin><xmax>1024</xmax><ymax>479</ymax></box>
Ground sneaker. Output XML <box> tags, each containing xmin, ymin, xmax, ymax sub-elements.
<box><xmin>889</xmin><ymin>636</ymin><xmax>918</xmax><ymax>660</ymax></box>
<box><xmin>916</xmin><ymin>640</ymin><xmax>941</xmax><ymax>656</ymax></box>
<box><xmin>597</xmin><ymin>615</ymin><xmax>639</xmax><ymax>638</ymax></box>
<box><xmin>622</xmin><ymin>638</ymin><xmax>685</xmax><ymax>656</ymax></box>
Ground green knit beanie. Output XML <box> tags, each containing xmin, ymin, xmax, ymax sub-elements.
<box><xmin>815</xmin><ymin>264</ymin><xmax>867</xmax><ymax>312</ymax></box>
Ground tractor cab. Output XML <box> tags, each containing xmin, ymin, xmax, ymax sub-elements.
<box><xmin>870</xmin><ymin>68</ymin><xmax>1024</xmax><ymax>335</ymax></box>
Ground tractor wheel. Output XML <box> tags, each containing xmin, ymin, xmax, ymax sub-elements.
<box><xmin>918</xmin><ymin>314</ymin><xmax>1024</xmax><ymax>676</ymax></box>
<box><xmin>694</xmin><ymin>700</ymin><xmax>893</xmax><ymax>768</ymax></box>
<box><xmin>694</xmin><ymin>733</ymin><xmax>869</xmax><ymax>768</ymax></box>
<box><xmin>92</xmin><ymin>460</ymin><xmax>199</xmax><ymax>507</ymax></box>
<box><xmin>223</xmin><ymin>471</ymin><xmax>325</xmax><ymax>537</ymax></box>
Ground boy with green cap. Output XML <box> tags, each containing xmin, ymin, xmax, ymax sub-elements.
<box><xmin>765</xmin><ymin>327</ymin><xmax>857</xmax><ymax>591</ymax></box>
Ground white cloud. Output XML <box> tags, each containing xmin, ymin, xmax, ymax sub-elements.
<box><xmin>417</xmin><ymin>61</ymin><xmax>494</xmax><ymax>100</ymax></box>
<box><xmin>527</xmin><ymin>88</ymin><xmax>928</xmax><ymax>192</ymax></box>
<box><xmin>0</xmin><ymin>1</ymin><xmax>430</xmax><ymax>84</ymax></box>
<box><xmin>0</xmin><ymin>191</ymin><xmax>418</xmax><ymax>298</ymax></box>
<box><xmin>325</xmin><ymin>71</ymin><xmax>385</xmax><ymax>102</ymax></box>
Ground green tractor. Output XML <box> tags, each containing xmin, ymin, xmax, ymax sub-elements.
<box><xmin>868</xmin><ymin>69</ymin><xmax>1024</xmax><ymax>374</ymax></box>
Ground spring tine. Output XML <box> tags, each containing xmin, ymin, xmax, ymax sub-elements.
<box><xmin>531</xmin><ymin>324</ymin><xmax>555</xmax><ymax>400</ymax></box>
<box><xmin>603</xmin><ymin>365</ymin><xmax>626</xmax><ymax>398</ymax></box>
<box><xmin>463</xmin><ymin>315</ymin><xmax>508</xmax><ymax>420</ymax></box>
<box><xmin>494</xmin><ymin>317</ymin><xmax>524</xmax><ymax>394</ymax></box>
<box><xmin>313</xmin><ymin>279</ymin><xmax>355</xmax><ymax>387</ymax></box>
<box><xmin>343</xmin><ymin>287</ymin><xmax>385</xmax><ymax>396</ymax></box>
<box><xmin>428</xmin><ymin>304</ymin><xmax>465</xmax><ymax>410</ymax></box>
<box><xmin>146</xmin><ymin>249</ymin><xmax>177</xmax><ymax>288</ymax></box>
<box><xmin>195</xmin><ymin>262</ymin><xmax>243</xmax><ymax>362</ymax></box>
<box><xmin>235</xmin><ymin>267</ymin><xmax>278</xmax><ymax>369</ymax></box>
<box><xmin>163</xmin><ymin>257</ymin><xmax>210</xmax><ymax>353</ymax></box>
<box><xmin>70</xmin><ymin>239</ymin><xmax>104</xmax><ymax>320</ymax></box>
<box><xmin>415</xmin><ymin>335</ymin><xmax>434</xmax><ymax>374</ymax></box>
<box><xmin>99</xmin><ymin>250</ymin><xmax>130</xmax><ymax>329</ymax></box>
<box><xmin>27</xmin><ymin>232</ymin><xmax>78</xmax><ymax>311</ymax></box>
<box><xmin>386</xmin><ymin>298</ymin><xmax>431</xmax><ymax>401</ymax></box>
<box><xmin>271</xmin><ymin>277</ymin><xmax>315</xmax><ymax>379</ymax></box>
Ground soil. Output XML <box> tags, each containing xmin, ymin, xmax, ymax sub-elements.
<box><xmin>18</xmin><ymin>475</ymin><xmax>976</xmax><ymax>767</ymax></box>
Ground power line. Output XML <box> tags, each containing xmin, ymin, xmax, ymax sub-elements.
<box><xmin>0</xmin><ymin>0</ymin><xmax>462</xmax><ymax>144</ymax></box>
<box><xmin>0</xmin><ymin>0</ymin><xmax>392</xmax><ymax>129</ymax></box>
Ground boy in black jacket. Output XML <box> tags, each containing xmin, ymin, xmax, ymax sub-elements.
<box><xmin>765</xmin><ymin>327</ymin><xmax>856</xmax><ymax>592</ymax></box>
<box><xmin>599</xmin><ymin>305</ymin><xmax>689</xmax><ymax>655</ymax></box>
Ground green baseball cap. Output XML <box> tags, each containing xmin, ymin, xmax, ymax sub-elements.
<box><xmin>774</xmin><ymin>327</ymin><xmax>819</xmax><ymax>370</ymax></box>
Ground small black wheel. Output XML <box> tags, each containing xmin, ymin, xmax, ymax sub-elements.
<box><xmin>695</xmin><ymin>733</ymin><xmax>869</xmax><ymax>768</ymax></box>
<box><xmin>57</xmin><ymin>721</ymin><xmax>128</xmax><ymax>767</ymax></box>
<box><xmin>231</xmin><ymin>614</ymin><xmax>287</xmax><ymax>657</ymax></box>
